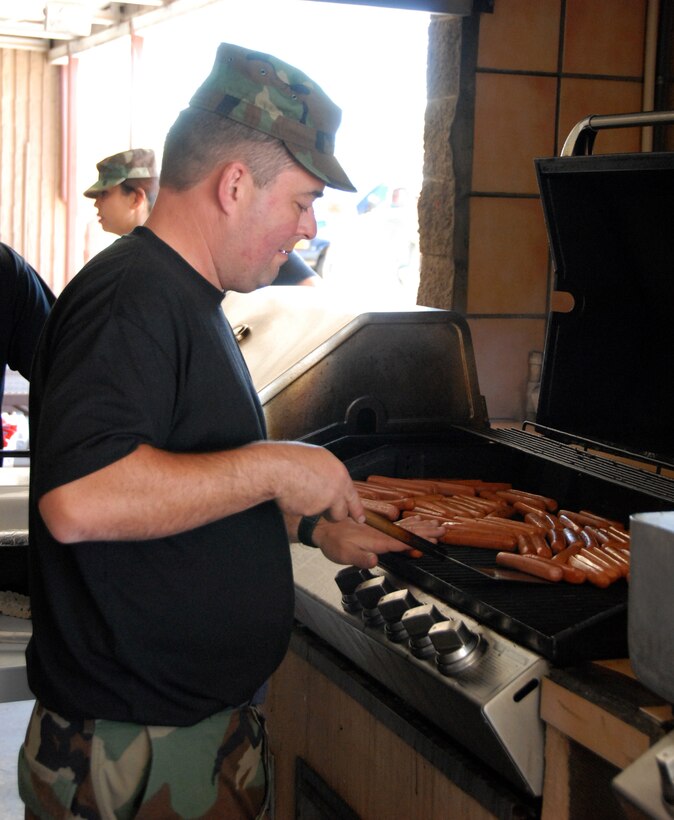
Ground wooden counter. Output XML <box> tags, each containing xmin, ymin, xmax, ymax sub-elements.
<box><xmin>540</xmin><ymin>659</ymin><xmax>673</xmax><ymax>820</ymax></box>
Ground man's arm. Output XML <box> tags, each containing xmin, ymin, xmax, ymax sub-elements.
<box><xmin>39</xmin><ymin>440</ymin><xmax>364</xmax><ymax>544</ymax></box>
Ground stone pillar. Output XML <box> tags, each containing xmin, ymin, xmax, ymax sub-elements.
<box><xmin>417</xmin><ymin>15</ymin><xmax>463</xmax><ymax>309</ymax></box>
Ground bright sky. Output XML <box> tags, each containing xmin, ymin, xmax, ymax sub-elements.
<box><xmin>75</xmin><ymin>0</ymin><xmax>431</xmax><ymax>269</ymax></box>
<box><xmin>140</xmin><ymin>0</ymin><xmax>430</xmax><ymax>195</ymax></box>
<box><xmin>77</xmin><ymin>1</ymin><xmax>429</xmax><ymax>203</ymax></box>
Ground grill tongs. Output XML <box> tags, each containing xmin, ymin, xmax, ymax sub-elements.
<box><xmin>364</xmin><ymin>510</ymin><xmax>550</xmax><ymax>584</ymax></box>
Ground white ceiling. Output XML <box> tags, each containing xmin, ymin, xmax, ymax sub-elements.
<box><xmin>0</xmin><ymin>1</ymin><xmax>166</xmax><ymax>48</ymax></box>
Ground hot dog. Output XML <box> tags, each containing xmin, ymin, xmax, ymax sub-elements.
<box><xmin>578</xmin><ymin>548</ymin><xmax>621</xmax><ymax>582</ymax></box>
<box><xmin>560</xmin><ymin>509</ymin><xmax>625</xmax><ymax>531</ymax></box>
<box><xmin>562</xmin><ymin>527</ymin><xmax>584</xmax><ymax>548</ymax></box>
<box><xmin>523</xmin><ymin>511</ymin><xmax>549</xmax><ymax>530</ymax></box>
<box><xmin>496</xmin><ymin>488</ymin><xmax>558</xmax><ymax>512</ymax></box>
<box><xmin>439</xmin><ymin>528</ymin><xmax>518</xmax><ymax>551</ymax></box>
<box><xmin>496</xmin><ymin>491</ymin><xmax>546</xmax><ymax>511</ymax></box>
<box><xmin>516</xmin><ymin>533</ymin><xmax>536</xmax><ymax>555</ymax></box>
<box><xmin>569</xmin><ymin>554</ymin><xmax>612</xmax><ymax>588</ymax></box>
<box><xmin>579</xmin><ymin>528</ymin><xmax>599</xmax><ymax>549</ymax></box>
<box><xmin>495</xmin><ymin>552</ymin><xmax>563</xmax><ymax>582</ymax></box>
<box><xmin>528</xmin><ymin>555</ymin><xmax>586</xmax><ymax>584</ymax></box>
<box><xmin>607</xmin><ymin>526</ymin><xmax>631</xmax><ymax>545</ymax></box>
<box><xmin>558</xmin><ymin>514</ymin><xmax>582</xmax><ymax>533</ymax></box>
<box><xmin>513</xmin><ymin>500</ymin><xmax>548</xmax><ymax>517</ymax></box>
<box><xmin>361</xmin><ymin>498</ymin><xmax>401</xmax><ymax>521</ymax></box>
<box><xmin>604</xmin><ymin>545</ymin><xmax>631</xmax><ymax>568</ymax></box>
<box><xmin>546</xmin><ymin>528</ymin><xmax>567</xmax><ymax>554</ymax></box>
<box><xmin>579</xmin><ymin>510</ymin><xmax>626</xmax><ymax>530</ymax></box>
<box><xmin>585</xmin><ymin>546</ymin><xmax>628</xmax><ymax>578</ymax></box>
<box><xmin>551</xmin><ymin>542</ymin><xmax>582</xmax><ymax>564</ymax></box>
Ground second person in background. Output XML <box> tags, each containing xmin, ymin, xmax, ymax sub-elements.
<box><xmin>84</xmin><ymin>148</ymin><xmax>159</xmax><ymax>237</ymax></box>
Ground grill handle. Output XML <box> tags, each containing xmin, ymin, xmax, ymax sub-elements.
<box><xmin>561</xmin><ymin>110</ymin><xmax>674</xmax><ymax>156</ymax></box>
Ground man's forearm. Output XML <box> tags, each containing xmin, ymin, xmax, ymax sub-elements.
<box><xmin>38</xmin><ymin>439</ymin><xmax>365</xmax><ymax>544</ymax></box>
<box><xmin>38</xmin><ymin>442</ymin><xmax>280</xmax><ymax>543</ymax></box>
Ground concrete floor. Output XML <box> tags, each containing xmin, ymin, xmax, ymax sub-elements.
<box><xmin>0</xmin><ymin>699</ymin><xmax>33</xmax><ymax>819</ymax></box>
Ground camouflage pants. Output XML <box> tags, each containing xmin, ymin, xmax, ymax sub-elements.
<box><xmin>18</xmin><ymin>700</ymin><xmax>270</xmax><ymax>819</ymax></box>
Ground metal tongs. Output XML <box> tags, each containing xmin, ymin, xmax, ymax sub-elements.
<box><xmin>363</xmin><ymin>509</ymin><xmax>550</xmax><ymax>583</ymax></box>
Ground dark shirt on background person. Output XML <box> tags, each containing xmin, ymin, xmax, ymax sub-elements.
<box><xmin>273</xmin><ymin>249</ymin><xmax>319</xmax><ymax>286</ymax></box>
<box><xmin>0</xmin><ymin>242</ymin><xmax>55</xmax><ymax>412</ymax></box>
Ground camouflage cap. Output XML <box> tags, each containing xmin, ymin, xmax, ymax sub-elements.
<box><xmin>189</xmin><ymin>42</ymin><xmax>356</xmax><ymax>193</ymax></box>
<box><xmin>83</xmin><ymin>148</ymin><xmax>158</xmax><ymax>198</ymax></box>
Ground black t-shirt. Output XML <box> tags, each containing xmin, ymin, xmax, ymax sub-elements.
<box><xmin>27</xmin><ymin>227</ymin><xmax>294</xmax><ymax>725</ymax></box>
<box><xmin>0</xmin><ymin>242</ymin><xmax>55</xmax><ymax>405</ymax></box>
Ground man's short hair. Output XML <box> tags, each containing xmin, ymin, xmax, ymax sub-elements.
<box><xmin>159</xmin><ymin>107</ymin><xmax>297</xmax><ymax>191</ymax></box>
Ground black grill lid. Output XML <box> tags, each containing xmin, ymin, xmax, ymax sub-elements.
<box><xmin>534</xmin><ymin>152</ymin><xmax>674</xmax><ymax>466</ymax></box>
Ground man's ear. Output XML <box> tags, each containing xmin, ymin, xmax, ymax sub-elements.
<box><xmin>217</xmin><ymin>162</ymin><xmax>248</xmax><ymax>213</ymax></box>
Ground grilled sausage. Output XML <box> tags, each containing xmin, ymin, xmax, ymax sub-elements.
<box><xmin>495</xmin><ymin>552</ymin><xmax>563</xmax><ymax>581</ymax></box>
<box><xmin>496</xmin><ymin>489</ymin><xmax>559</xmax><ymax>512</ymax></box>
<box><xmin>360</xmin><ymin>498</ymin><xmax>401</xmax><ymax>521</ymax></box>
<box><xmin>546</xmin><ymin>528</ymin><xmax>567</xmax><ymax>554</ymax></box>
<box><xmin>569</xmin><ymin>554</ymin><xmax>612</xmax><ymax>587</ymax></box>
<box><xmin>528</xmin><ymin>555</ymin><xmax>586</xmax><ymax>584</ymax></box>
<box><xmin>439</xmin><ymin>528</ymin><xmax>518</xmax><ymax>551</ymax></box>
<box><xmin>578</xmin><ymin>548</ymin><xmax>621</xmax><ymax>582</ymax></box>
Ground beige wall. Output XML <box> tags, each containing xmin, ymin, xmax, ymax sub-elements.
<box><xmin>421</xmin><ymin>0</ymin><xmax>652</xmax><ymax>423</ymax></box>
<box><xmin>0</xmin><ymin>46</ymin><xmax>66</xmax><ymax>294</ymax></box>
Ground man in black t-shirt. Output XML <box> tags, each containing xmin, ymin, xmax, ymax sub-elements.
<box><xmin>19</xmin><ymin>42</ymin><xmax>422</xmax><ymax>819</ymax></box>
<box><xmin>0</xmin><ymin>242</ymin><xmax>55</xmax><ymax>436</ymax></box>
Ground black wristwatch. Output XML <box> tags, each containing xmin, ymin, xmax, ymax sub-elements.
<box><xmin>297</xmin><ymin>514</ymin><xmax>322</xmax><ymax>548</ymax></box>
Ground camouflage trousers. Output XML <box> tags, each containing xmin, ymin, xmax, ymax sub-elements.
<box><xmin>18</xmin><ymin>700</ymin><xmax>270</xmax><ymax>819</ymax></box>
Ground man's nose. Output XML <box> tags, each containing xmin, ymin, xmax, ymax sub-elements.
<box><xmin>298</xmin><ymin>208</ymin><xmax>318</xmax><ymax>240</ymax></box>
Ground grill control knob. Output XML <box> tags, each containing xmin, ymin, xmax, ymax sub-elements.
<box><xmin>428</xmin><ymin>619</ymin><xmax>483</xmax><ymax>675</ymax></box>
<box><xmin>401</xmin><ymin>604</ymin><xmax>447</xmax><ymax>659</ymax></box>
<box><xmin>377</xmin><ymin>589</ymin><xmax>419</xmax><ymax>643</ymax></box>
<box><xmin>354</xmin><ymin>576</ymin><xmax>396</xmax><ymax>626</ymax></box>
<box><xmin>334</xmin><ymin>566</ymin><xmax>375</xmax><ymax>613</ymax></box>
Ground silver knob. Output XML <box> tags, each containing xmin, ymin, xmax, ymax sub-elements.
<box><xmin>401</xmin><ymin>604</ymin><xmax>446</xmax><ymax>659</ymax></box>
<box><xmin>377</xmin><ymin>589</ymin><xmax>419</xmax><ymax>643</ymax></box>
<box><xmin>428</xmin><ymin>619</ymin><xmax>482</xmax><ymax>675</ymax></box>
<box><xmin>354</xmin><ymin>576</ymin><xmax>396</xmax><ymax>626</ymax></box>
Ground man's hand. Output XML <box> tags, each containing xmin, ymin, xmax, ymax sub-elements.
<box><xmin>262</xmin><ymin>441</ymin><xmax>364</xmax><ymax>524</ymax></box>
<box><xmin>309</xmin><ymin>516</ymin><xmax>446</xmax><ymax>570</ymax></box>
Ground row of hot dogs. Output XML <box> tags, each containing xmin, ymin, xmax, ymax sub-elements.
<box><xmin>355</xmin><ymin>475</ymin><xmax>631</xmax><ymax>587</ymax></box>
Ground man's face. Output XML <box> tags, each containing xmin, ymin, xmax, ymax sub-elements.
<box><xmin>93</xmin><ymin>185</ymin><xmax>141</xmax><ymax>236</ymax></box>
<box><xmin>225</xmin><ymin>164</ymin><xmax>324</xmax><ymax>291</ymax></box>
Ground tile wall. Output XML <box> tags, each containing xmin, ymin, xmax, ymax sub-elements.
<box><xmin>466</xmin><ymin>0</ymin><xmax>648</xmax><ymax>422</ymax></box>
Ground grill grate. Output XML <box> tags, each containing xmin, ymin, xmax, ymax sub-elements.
<box><xmin>330</xmin><ymin>429</ymin><xmax>668</xmax><ymax>665</ymax></box>
<box><xmin>465</xmin><ymin>427</ymin><xmax>674</xmax><ymax>505</ymax></box>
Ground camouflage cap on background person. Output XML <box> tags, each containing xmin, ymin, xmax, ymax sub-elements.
<box><xmin>83</xmin><ymin>148</ymin><xmax>158</xmax><ymax>198</ymax></box>
<box><xmin>189</xmin><ymin>42</ymin><xmax>356</xmax><ymax>193</ymax></box>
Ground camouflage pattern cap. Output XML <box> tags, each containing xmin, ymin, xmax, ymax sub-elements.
<box><xmin>189</xmin><ymin>42</ymin><xmax>356</xmax><ymax>193</ymax></box>
<box><xmin>83</xmin><ymin>148</ymin><xmax>158</xmax><ymax>197</ymax></box>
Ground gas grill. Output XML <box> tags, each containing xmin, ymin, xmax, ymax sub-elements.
<box><xmin>223</xmin><ymin>138</ymin><xmax>674</xmax><ymax>798</ymax></box>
